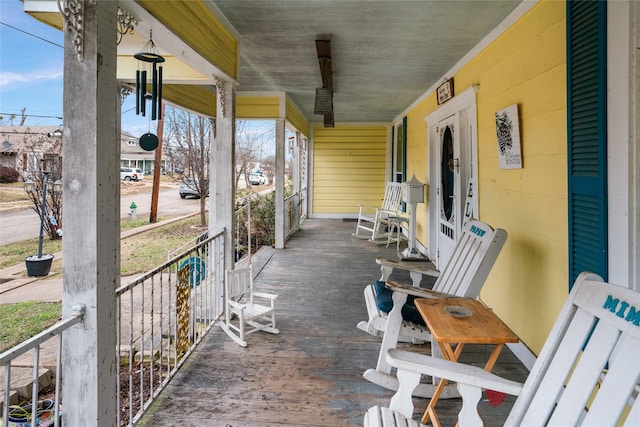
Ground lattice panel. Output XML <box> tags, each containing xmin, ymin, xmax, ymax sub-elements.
<box><xmin>176</xmin><ymin>264</ymin><xmax>191</xmax><ymax>357</ymax></box>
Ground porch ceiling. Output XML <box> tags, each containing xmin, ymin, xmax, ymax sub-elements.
<box><xmin>25</xmin><ymin>0</ymin><xmax>524</xmax><ymax>124</ymax></box>
<box><xmin>211</xmin><ymin>0</ymin><xmax>524</xmax><ymax>123</ymax></box>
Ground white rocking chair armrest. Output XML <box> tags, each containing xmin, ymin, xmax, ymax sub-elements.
<box><xmin>386</xmin><ymin>280</ymin><xmax>451</xmax><ymax>299</ymax></box>
<box><xmin>358</xmin><ymin>204</ymin><xmax>377</xmax><ymax>212</ymax></box>
<box><xmin>253</xmin><ymin>292</ymin><xmax>278</xmax><ymax>301</ymax></box>
<box><xmin>387</xmin><ymin>349</ymin><xmax>523</xmax><ymax>396</ymax></box>
<box><xmin>228</xmin><ymin>300</ymin><xmax>247</xmax><ymax>311</ymax></box>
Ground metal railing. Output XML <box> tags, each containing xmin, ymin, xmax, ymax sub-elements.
<box><xmin>285</xmin><ymin>191</ymin><xmax>305</xmax><ymax>239</ymax></box>
<box><xmin>1</xmin><ymin>304</ymin><xmax>86</xmax><ymax>427</ymax></box>
<box><xmin>115</xmin><ymin>230</ymin><xmax>224</xmax><ymax>426</ymax></box>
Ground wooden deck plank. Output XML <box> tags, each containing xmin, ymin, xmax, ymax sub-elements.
<box><xmin>137</xmin><ymin>219</ymin><xmax>527</xmax><ymax>426</ymax></box>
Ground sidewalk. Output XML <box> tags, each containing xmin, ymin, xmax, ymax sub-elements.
<box><xmin>0</xmin><ymin>212</ymin><xmax>201</xmax><ymax>412</ymax></box>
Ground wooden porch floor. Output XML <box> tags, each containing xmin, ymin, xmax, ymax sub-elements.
<box><xmin>138</xmin><ymin>218</ymin><xmax>529</xmax><ymax>426</ymax></box>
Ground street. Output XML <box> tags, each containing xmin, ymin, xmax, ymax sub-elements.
<box><xmin>0</xmin><ymin>189</ymin><xmax>202</xmax><ymax>245</ymax></box>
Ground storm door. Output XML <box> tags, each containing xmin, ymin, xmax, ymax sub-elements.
<box><xmin>436</xmin><ymin>114</ymin><xmax>461</xmax><ymax>266</ymax></box>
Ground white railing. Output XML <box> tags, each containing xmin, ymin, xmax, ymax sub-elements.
<box><xmin>285</xmin><ymin>191</ymin><xmax>305</xmax><ymax>239</ymax></box>
<box><xmin>115</xmin><ymin>230</ymin><xmax>224</xmax><ymax>426</ymax></box>
<box><xmin>1</xmin><ymin>304</ymin><xmax>86</xmax><ymax>427</ymax></box>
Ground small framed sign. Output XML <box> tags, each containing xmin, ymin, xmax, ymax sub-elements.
<box><xmin>495</xmin><ymin>104</ymin><xmax>522</xmax><ymax>169</ymax></box>
<box><xmin>437</xmin><ymin>78</ymin><xmax>454</xmax><ymax>105</ymax></box>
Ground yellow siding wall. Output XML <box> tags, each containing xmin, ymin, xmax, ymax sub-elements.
<box><xmin>405</xmin><ymin>0</ymin><xmax>567</xmax><ymax>354</ymax></box>
<box><xmin>236</xmin><ymin>96</ymin><xmax>280</xmax><ymax>119</ymax></box>
<box><xmin>313</xmin><ymin>125</ymin><xmax>388</xmax><ymax>215</ymax></box>
<box><xmin>286</xmin><ymin>98</ymin><xmax>310</xmax><ymax>137</ymax></box>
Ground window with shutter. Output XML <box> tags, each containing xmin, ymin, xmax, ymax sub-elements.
<box><xmin>567</xmin><ymin>0</ymin><xmax>608</xmax><ymax>287</ymax></box>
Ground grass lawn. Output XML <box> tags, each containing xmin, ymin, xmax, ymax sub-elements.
<box><xmin>0</xmin><ymin>214</ymin><xmax>206</xmax><ymax>353</ymax></box>
<box><xmin>0</xmin><ymin>301</ymin><xmax>62</xmax><ymax>353</ymax></box>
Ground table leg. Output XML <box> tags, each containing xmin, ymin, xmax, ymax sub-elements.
<box><xmin>450</xmin><ymin>344</ymin><xmax>506</xmax><ymax>427</ymax></box>
<box><xmin>421</xmin><ymin>342</ymin><xmax>465</xmax><ymax>426</ymax></box>
<box><xmin>483</xmin><ymin>343</ymin><xmax>504</xmax><ymax>371</ymax></box>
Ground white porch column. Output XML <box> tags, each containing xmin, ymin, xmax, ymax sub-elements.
<box><xmin>301</xmin><ymin>136</ymin><xmax>309</xmax><ymax>219</ymax></box>
<box><xmin>293</xmin><ymin>131</ymin><xmax>300</xmax><ymax>201</ymax></box>
<box><xmin>60</xmin><ymin>1</ymin><xmax>118</xmax><ymax>425</ymax></box>
<box><xmin>210</xmin><ymin>77</ymin><xmax>236</xmax><ymax>279</ymax></box>
<box><xmin>275</xmin><ymin>118</ymin><xmax>286</xmax><ymax>248</ymax></box>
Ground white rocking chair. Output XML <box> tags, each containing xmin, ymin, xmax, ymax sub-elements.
<box><xmin>365</xmin><ymin>272</ymin><xmax>640</xmax><ymax>427</ymax></box>
<box><xmin>354</xmin><ymin>182</ymin><xmax>404</xmax><ymax>242</ymax></box>
<box><xmin>362</xmin><ymin>220</ymin><xmax>508</xmax><ymax>398</ymax></box>
<box><xmin>220</xmin><ymin>265</ymin><xmax>279</xmax><ymax>347</ymax></box>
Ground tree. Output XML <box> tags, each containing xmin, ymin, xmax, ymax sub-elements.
<box><xmin>19</xmin><ymin>108</ymin><xmax>27</xmax><ymax>126</ymax></box>
<box><xmin>235</xmin><ymin>120</ymin><xmax>274</xmax><ymax>188</ymax></box>
<box><xmin>164</xmin><ymin>107</ymin><xmax>211</xmax><ymax>226</ymax></box>
<box><xmin>22</xmin><ymin>130</ymin><xmax>63</xmax><ymax>240</ymax></box>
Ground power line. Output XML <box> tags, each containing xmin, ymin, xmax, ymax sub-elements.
<box><xmin>0</xmin><ymin>112</ymin><xmax>63</xmax><ymax>120</ymax></box>
<box><xmin>0</xmin><ymin>21</ymin><xmax>64</xmax><ymax>49</ymax></box>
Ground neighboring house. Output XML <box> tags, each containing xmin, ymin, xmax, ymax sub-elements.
<box><xmin>0</xmin><ymin>126</ymin><xmax>62</xmax><ymax>176</ymax></box>
<box><xmin>120</xmin><ymin>130</ymin><xmax>167</xmax><ymax>175</ymax></box>
<box><xmin>1</xmin><ymin>127</ymin><xmax>167</xmax><ymax>177</ymax></box>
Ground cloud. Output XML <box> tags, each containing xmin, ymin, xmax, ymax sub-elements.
<box><xmin>0</xmin><ymin>70</ymin><xmax>63</xmax><ymax>89</ymax></box>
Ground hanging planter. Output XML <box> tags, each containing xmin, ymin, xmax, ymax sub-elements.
<box><xmin>25</xmin><ymin>254</ymin><xmax>54</xmax><ymax>277</ymax></box>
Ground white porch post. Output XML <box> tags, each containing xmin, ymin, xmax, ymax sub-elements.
<box><xmin>60</xmin><ymin>1</ymin><xmax>118</xmax><ymax>425</ymax></box>
<box><xmin>275</xmin><ymin>118</ymin><xmax>286</xmax><ymax>248</ymax></box>
<box><xmin>210</xmin><ymin>77</ymin><xmax>236</xmax><ymax>281</ymax></box>
<box><xmin>293</xmin><ymin>131</ymin><xmax>300</xmax><ymax>202</ymax></box>
<box><xmin>301</xmin><ymin>136</ymin><xmax>309</xmax><ymax>219</ymax></box>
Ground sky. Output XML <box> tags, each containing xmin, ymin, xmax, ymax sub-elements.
<box><xmin>0</xmin><ymin>0</ymin><xmax>159</xmax><ymax>135</ymax></box>
<box><xmin>0</xmin><ymin>0</ymin><xmax>278</xmax><ymax>150</ymax></box>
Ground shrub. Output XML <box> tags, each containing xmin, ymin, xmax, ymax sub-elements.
<box><xmin>0</xmin><ymin>165</ymin><xmax>20</xmax><ymax>183</ymax></box>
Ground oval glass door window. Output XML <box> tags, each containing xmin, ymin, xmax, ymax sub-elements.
<box><xmin>441</xmin><ymin>126</ymin><xmax>454</xmax><ymax>221</ymax></box>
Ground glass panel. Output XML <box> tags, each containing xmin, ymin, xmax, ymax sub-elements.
<box><xmin>441</xmin><ymin>126</ymin><xmax>454</xmax><ymax>221</ymax></box>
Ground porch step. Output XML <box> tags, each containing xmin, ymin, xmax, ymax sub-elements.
<box><xmin>0</xmin><ymin>366</ymin><xmax>54</xmax><ymax>413</ymax></box>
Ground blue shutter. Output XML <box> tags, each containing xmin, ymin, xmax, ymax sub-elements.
<box><xmin>567</xmin><ymin>0</ymin><xmax>607</xmax><ymax>286</ymax></box>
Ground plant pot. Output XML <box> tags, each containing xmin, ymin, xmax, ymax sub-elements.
<box><xmin>25</xmin><ymin>254</ymin><xmax>54</xmax><ymax>277</ymax></box>
<box><xmin>8</xmin><ymin>398</ymin><xmax>55</xmax><ymax>426</ymax></box>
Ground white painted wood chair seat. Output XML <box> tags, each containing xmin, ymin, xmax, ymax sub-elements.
<box><xmin>364</xmin><ymin>406</ymin><xmax>423</xmax><ymax>427</ymax></box>
<box><xmin>220</xmin><ymin>265</ymin><xmax>279</xmax><ymax>347</ymax></box>
<box><xmin>362</xmin><ymin>220</ymin><xmax>508</xmax><ymax>398</ymax></box>
<box><xmin>354</xmin><ymin>182</ymin><xmax>404</xmax><ymax>242</ymax></box>
<box><xmin>364</xmin><ymin>272</ymin><xmax>640</xmax><ymax>427</ymax></box>
<box><xmin>356</xmin><ymin>284</ymin><xmax>431</xmax><ymax>344</ymax></box>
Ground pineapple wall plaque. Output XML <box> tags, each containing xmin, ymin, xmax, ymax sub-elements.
<box><xmin>495</xmin><ymin>104</ymin><xmax>522</xmax><ymax>169</ymax></box>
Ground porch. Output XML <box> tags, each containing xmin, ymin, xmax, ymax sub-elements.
<box><xmin>137</xmin><ymin>218</ymin><xmax>529</xmax><ymax>426</ymax></box>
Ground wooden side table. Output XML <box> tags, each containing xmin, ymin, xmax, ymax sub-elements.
<box><xmin>414</xmin><ymin>297</ymin><xmax>519</xmax><ymax>426</ymax></box>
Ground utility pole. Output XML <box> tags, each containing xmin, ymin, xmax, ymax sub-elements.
<box><xmin>149</xmin><ymin>103</ymin><xmax>165</xmax><ymax>223</ymax></box>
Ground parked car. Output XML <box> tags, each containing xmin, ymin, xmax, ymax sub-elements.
<box><xmin>179</xmin><ymin>178</ymin><xmax>208</xmax><ymax>199</ymax></box>
<box><xmin>249</xmin><ymin>171</ymin><xmax>267</xmax><ymax>186</ymax></box>
<box><xmin>120</xmin><ymin>167</ymin><xmax>141</xmax><ymax>181</ymax></box>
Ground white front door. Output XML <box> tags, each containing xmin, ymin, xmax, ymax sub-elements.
<box><xmin>426</xmin><ymin>87</ymin><xmax>479</xmax><ymax>270</ymax></box>
<box><xmin>436</xmin><ymin>114</ymin><xmax>461</xmax><ymax>266</ymax></box>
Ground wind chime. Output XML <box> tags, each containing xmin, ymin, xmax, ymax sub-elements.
<box><xmin>134</xmin><ymin>32</ymin><xmax>165</xmax><ymax>151</ymax></box>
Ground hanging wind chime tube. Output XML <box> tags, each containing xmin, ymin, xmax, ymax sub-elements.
<box><xmin>134</xmin><ymin>32</ymin><xmax>165</xmax><ymax>121</ymax></box>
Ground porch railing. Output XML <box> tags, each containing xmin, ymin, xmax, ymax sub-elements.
<box><xmin>1</xmin><ymin>304</ymin><xmax>86</xmax><ymax>427</ymax></box>
<box><xmin>115</xmin><ymin>230</ymin><xmax>224</xmax><ymax>426</ymax></box>
<box><xmin>285</xmin><ymin>191</ymin><xmax>305</xmax><ymax>239</ymax></box>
